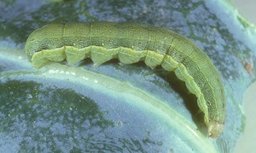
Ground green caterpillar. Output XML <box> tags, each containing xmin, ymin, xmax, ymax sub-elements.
<box><xmin>25</xmin><ymin>22</ymin><xmax>225</xmax><ymax>138</ymax></box>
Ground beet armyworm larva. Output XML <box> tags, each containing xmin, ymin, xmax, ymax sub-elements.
<box><xmin>25</xmin><ymin>22</ymin><xmax>225</xmax><ymax>138</ymax></box>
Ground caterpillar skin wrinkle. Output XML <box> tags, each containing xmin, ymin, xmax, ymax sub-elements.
<box><xmin>25</xmin><ymin>22</ymin><xmax>226</xmax><ymax>138</ymax></box>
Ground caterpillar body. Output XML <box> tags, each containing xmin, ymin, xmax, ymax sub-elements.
<box><xmin>25</xmin><ymin>22</ymin><xmax>225</xmax><ymax>138</ymax></box>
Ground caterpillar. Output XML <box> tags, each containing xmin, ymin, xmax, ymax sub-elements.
<box><xmin>25</xmin><ymin>22</ymin><xmax>225</xmax><ymax>138</ymax></box>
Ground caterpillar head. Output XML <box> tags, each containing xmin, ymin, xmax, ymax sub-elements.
<box><xmin>25</xmin><ymin>24</ymin><xmax>64</xmax><ymax>60</ymax></box>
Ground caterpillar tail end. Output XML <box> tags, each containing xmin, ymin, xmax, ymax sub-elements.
<box><xmin>208</xmin><ymin>121</ymin><xmax>224</xmax><ymax>138</ymax></box>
